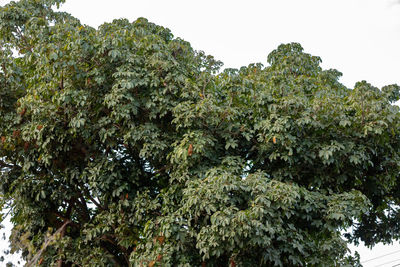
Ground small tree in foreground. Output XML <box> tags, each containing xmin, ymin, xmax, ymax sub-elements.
<box><xmin>1</xmin><ymin>0</ymin><xmax>400</xmax><ymax>266</ymax></box>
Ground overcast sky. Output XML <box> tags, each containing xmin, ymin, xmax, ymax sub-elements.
<box><xmin>1</xmin><ymin>0</ymin><xmax>400</xmax><ymax>266</ymax></box>
<box><xmin>57</xmin><ymin>0</ymin><xmax>400</xmax><ymax>90</ymax></box>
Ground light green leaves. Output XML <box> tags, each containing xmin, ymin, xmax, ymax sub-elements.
<box><xmin>49</xmin><ymin>52</ymin><xmax>58</xmax><ymax>61</ymax></box>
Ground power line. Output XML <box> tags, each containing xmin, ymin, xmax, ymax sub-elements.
<box><xmin>373</xmin><ymin>257</ymin><xmax>400</xmax><ymax>267</ymax></box>
<box><xmin>361</xmin><ymin>250</ymin><xmax>400</xmax><ymax>264</ymax></box>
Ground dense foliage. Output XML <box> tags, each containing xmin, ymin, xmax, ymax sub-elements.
<box><xmin>1</xmin><ymin>0</ymin><xmax>400</xmax><ymax>266</ymax></box>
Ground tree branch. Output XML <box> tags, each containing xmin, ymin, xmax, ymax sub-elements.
<box><xmin>81</xmin><ymin>185</ymin><xmax>106</xmax><ymax>211</ymax></box>
<box><xmin>1</xmin><ymin>62</ymin><xmax>7</xmax><ymax>77</ymax></box>
<box><xmin>0</xmin><ymin>160</ymin><xmax>16</xmax><ymax>169</ymax></box>
<box><xmin>78</xmin><ymin>195</ymin><xmax>91</xmax><ymax>222</ymax></box>
<box><xmin>99</xmin><ymin>237</ymin><xmax>129</xmax><ymax>266</ymax></box>
<box><xmin>15</xmin><ymin>27</ymin><xmax>33</xmax><ymax>53</ymax></box>
<box><xmin>26</xmin><ymin>220</ymin><xmax>71</xmax><ymax>267</ymax></box>
<box><xmin>52</xmin><ymin>211</ymin><xmax>80</xmax><ymax>229</ymax></box>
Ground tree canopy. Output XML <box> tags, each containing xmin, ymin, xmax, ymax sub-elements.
<box><xmin>1</xmin><ymin>0</ymin><xmax>400</xmax><ymax>266</ymax></box>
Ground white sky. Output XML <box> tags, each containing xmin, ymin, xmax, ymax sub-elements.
<box><xmin>56</xmin><ymin>0</ymin><xmax>400</xmax><ymax>89</ymax></box>
<box><xmin>1</xmin><ymin>0</ymin><xmax>400</xmax><ymax>266</ymax></box>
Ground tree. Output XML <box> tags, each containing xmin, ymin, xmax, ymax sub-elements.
<box><xmin>0</xmin><ymin>0</ymin><xmax>399</xmax><ymax>266</ymax></box>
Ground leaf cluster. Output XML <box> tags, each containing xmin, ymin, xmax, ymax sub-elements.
<box><xmin>1</xmin><ymin>1</ymin><xmax>400</xmax><ymax>266</ymax></box>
